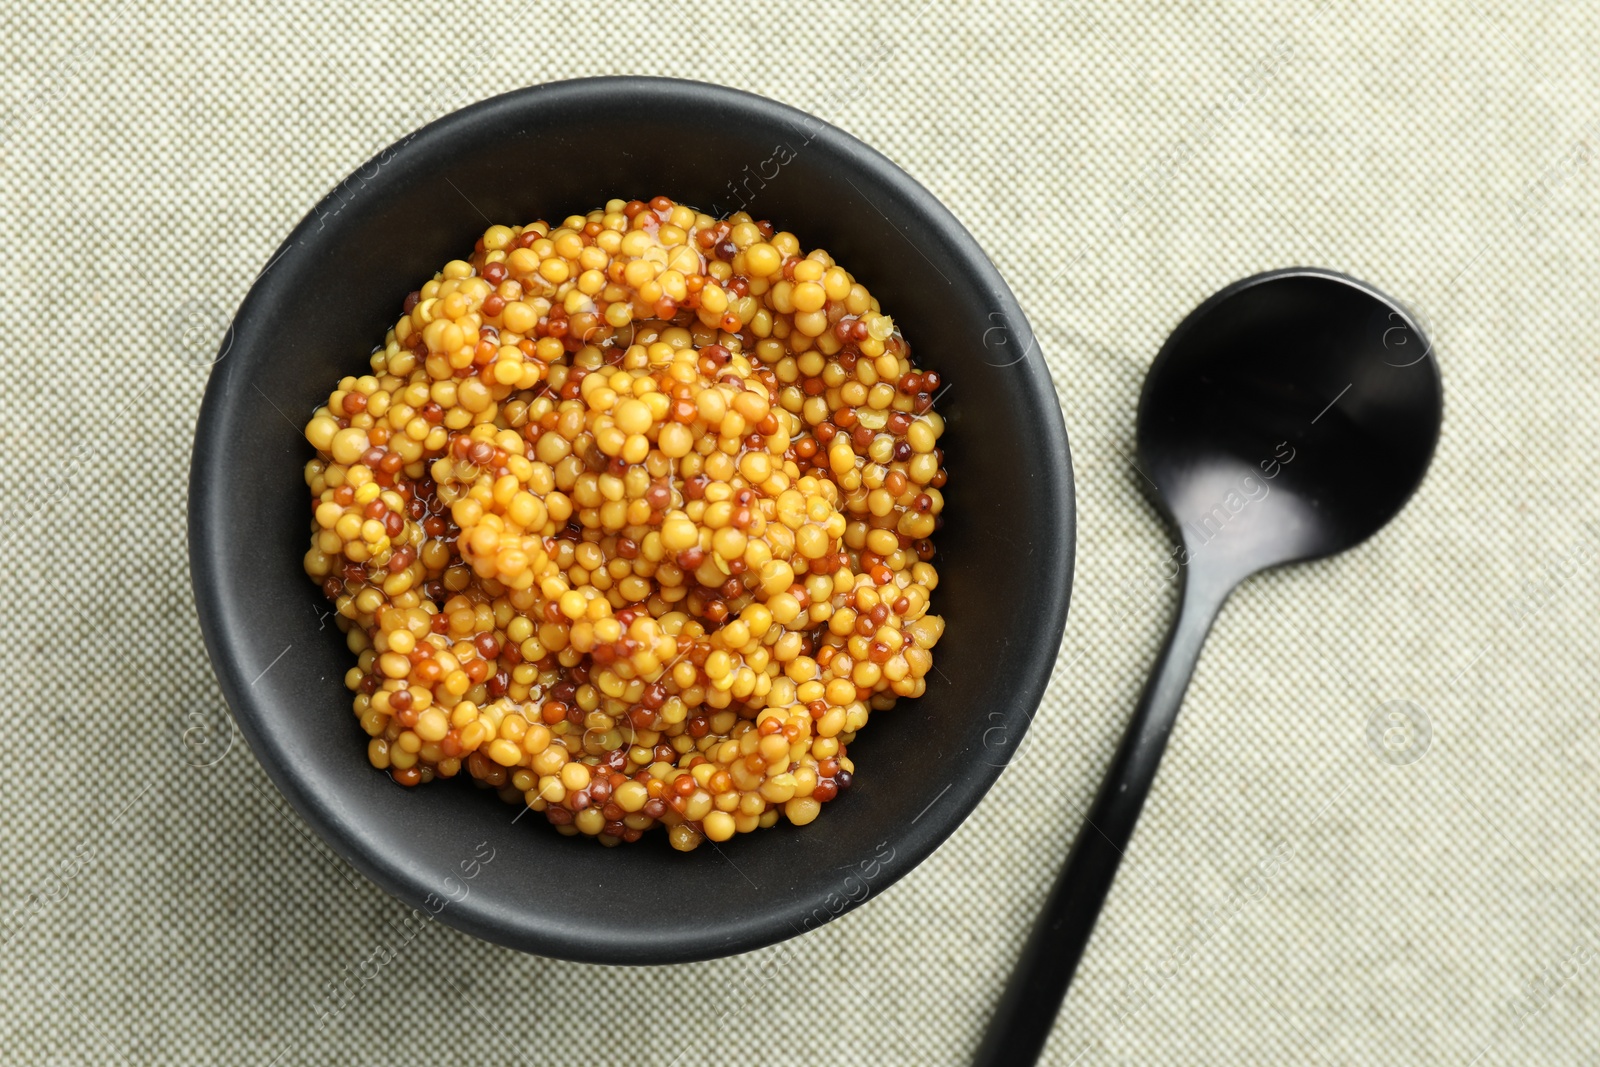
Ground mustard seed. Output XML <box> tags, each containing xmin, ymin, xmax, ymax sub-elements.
<box><xmin>301</xmin><ymin>198</ymin><xmax>947</xmax><ymax>851</ymax></box>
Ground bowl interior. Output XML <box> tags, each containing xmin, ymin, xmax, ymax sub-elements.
<box><xmin>190</xmin><ymin>77</ymin><xmax>1074</xmax><ymax>964</ymax></box>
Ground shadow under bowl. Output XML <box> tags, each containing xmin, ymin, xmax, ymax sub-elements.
<box><xmin>189</xmin><ymin>76</ymin><xmax>1075</xmax><ymax>965</ymax></box>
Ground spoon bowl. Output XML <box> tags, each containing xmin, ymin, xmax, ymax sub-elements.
<box><xmin>1139</xmin><ymin>269</ymin><xmax>1442</xmax><ymax>582</ymax></box>
<box><xmin>977</xmin><ymin>268</ymin><xmax>1441</xmax><ymax>1065</ymax></box>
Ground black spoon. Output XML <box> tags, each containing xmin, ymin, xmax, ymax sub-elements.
<box><xmin>975</xmin><ymin>268</ymin><xmax>1443</xmax><ymax>1065</ymax></box>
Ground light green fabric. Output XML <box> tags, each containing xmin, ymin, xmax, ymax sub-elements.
<box><xmin>6</xmin><ymin>1</ymin><xmax>1599</xmax><ymax>1063</ymax></box>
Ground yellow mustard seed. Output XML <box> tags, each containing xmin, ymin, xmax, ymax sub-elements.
<box><xmin>300</xmin><ymin>197</ymin><xmax>947</xmax><ymax>850</ymax></box>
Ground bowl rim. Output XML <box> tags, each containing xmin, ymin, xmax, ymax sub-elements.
<box><xmin>188</xmin><ymin>75</ymin><xmax>1076</xmax><ymax>963</ymax></box>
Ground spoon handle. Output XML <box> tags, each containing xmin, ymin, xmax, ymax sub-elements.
<box><xmin>973</xmin><ymin>569</ymin><xmax>1231</xmax><ymax>1066</ymax></box>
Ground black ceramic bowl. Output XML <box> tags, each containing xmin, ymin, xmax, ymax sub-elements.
<box><xmin>189</xmin><ymin>77</ymin><xmax>1074</xmax><ymax>964</ymax></box>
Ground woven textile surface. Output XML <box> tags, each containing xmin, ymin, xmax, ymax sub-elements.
<box><xmin>4</xmin><ymin>1</ymin><xmax>1600</xmax><ymax>1063</ymax></box>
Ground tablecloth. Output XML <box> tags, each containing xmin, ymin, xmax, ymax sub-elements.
<box><xmin>5</xmin><ymin>1</ymin><xmax>1600</xmax><ymax>1063</ymax></box>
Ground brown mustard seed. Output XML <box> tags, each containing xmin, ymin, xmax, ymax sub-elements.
<box><xmin>301</xmin><ymin>198</ymin><xmax>947</xmax><ymax>852</ymax></box>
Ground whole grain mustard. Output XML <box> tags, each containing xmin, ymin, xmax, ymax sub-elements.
<box><xmin>302</xmin><ymin>197</ymin><xmax>947</xmax><ymax>850</ymax></box>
